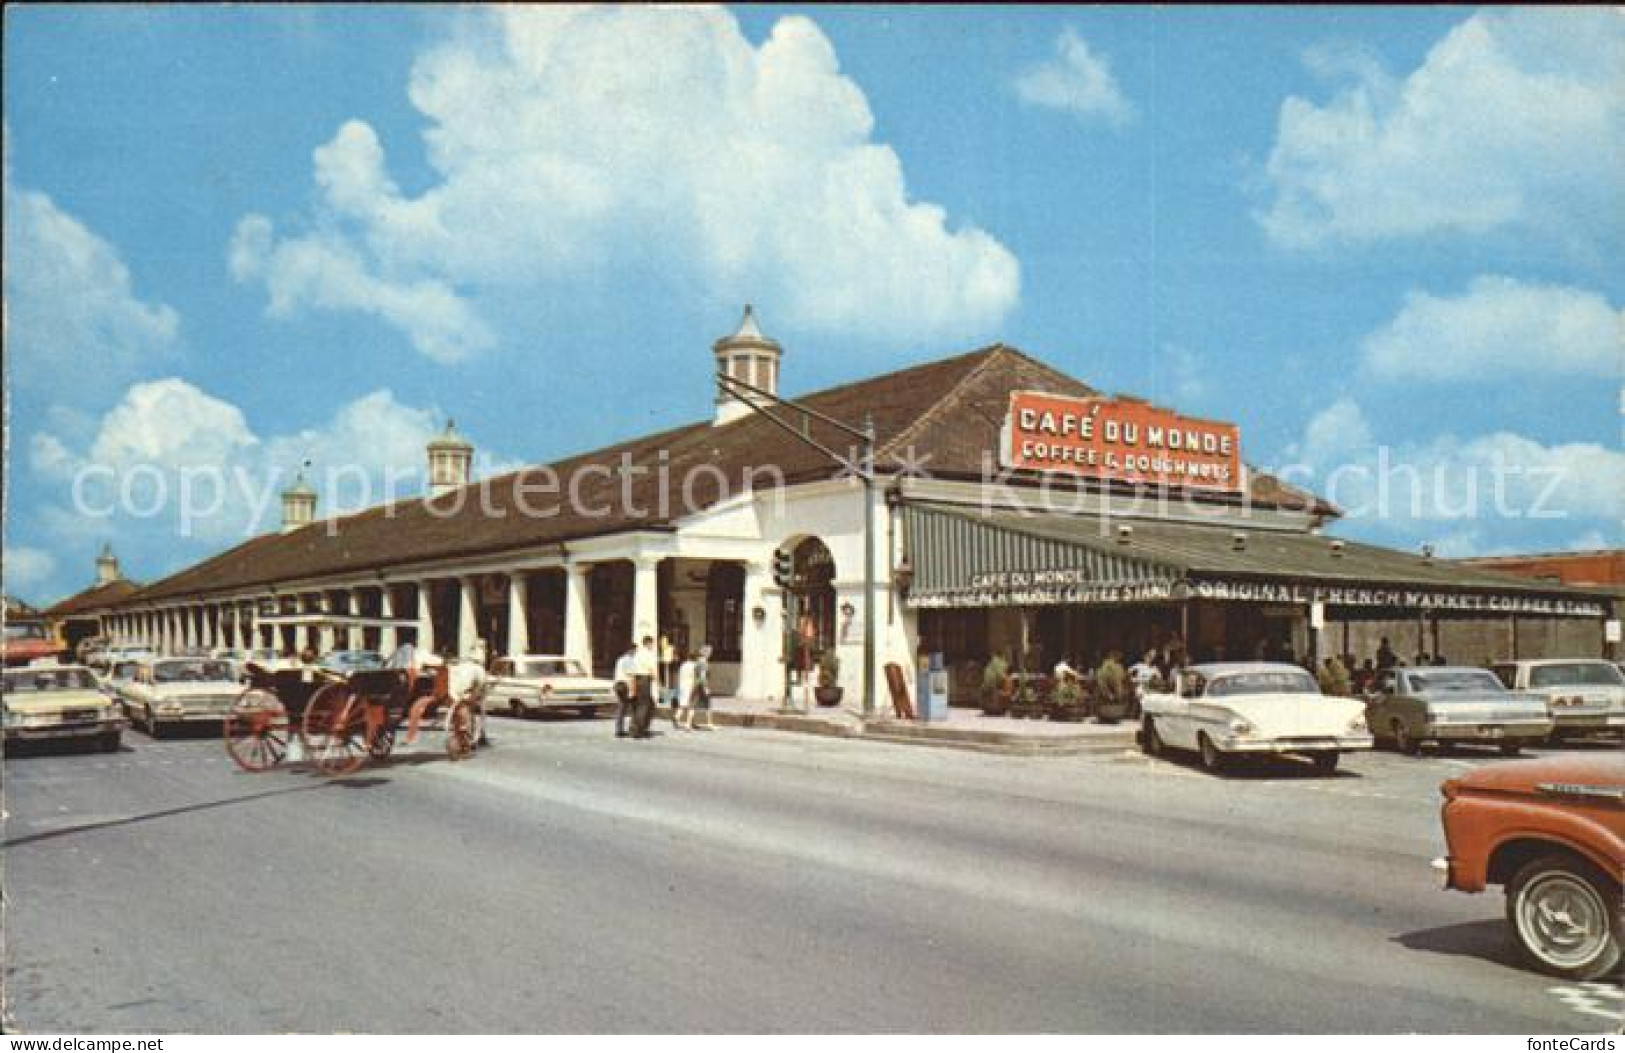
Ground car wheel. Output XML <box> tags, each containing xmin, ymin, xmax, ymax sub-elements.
<box><xmin>1140</xmin><ymin>717</ymin><xmax>1163</xmax><ymax>757</ymax></box>
<box><xmin>1309</xmin><ymin>750</ymin><xmax>1340</xmax><ymax>774</ymax></box>
<box><xmin>1197</xmin><ymin>732</ymin><xmax>1227</xmax><ymax>774</ymax></box>
<box><xmin>1392</xmin><ymin>721</ymin><xmax>1419</xmax><ymax>756</ymax></box>
<box><xmin>509</xmin><ymin>700</ymin><xmax>525</xmax><ymax>719</ymax></box>
<box><xmin>1499</xmin><ymin>741</ymin><xmax>1524</xmax><ymax>757</ymax></box>
<box><xmin>1506</xmin><ymin>854</ymin><xmax>1623</xmax><ymax>981</ymax></box>
<box><xmin>99</xmin><ymin>731</ymin><xmax>121</xmax><ymax>753</ymax></box>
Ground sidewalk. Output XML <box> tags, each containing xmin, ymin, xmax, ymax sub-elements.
<box><xmin>663</xmin><ymin>695</ymin><xmax>1139</xmax><ymax>756</ymax></box>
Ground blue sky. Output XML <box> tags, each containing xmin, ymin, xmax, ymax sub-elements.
<box><xmin>5</xmin><ymin>5</ymin><xmax>1621</xmax><ymax>604</ymax></box>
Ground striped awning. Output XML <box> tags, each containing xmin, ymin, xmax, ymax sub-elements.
<box><xmin>901</xmin><ymin>503</ymin><xmax>1181</xmax><ymax>609</ymax></box>
<box><xmin>899</xmin><ymin>502</ymin><xmax>1613</xmax><ymax>617</ymax></box>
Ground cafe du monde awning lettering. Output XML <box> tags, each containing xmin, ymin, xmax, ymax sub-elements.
<box><xmin>901</xmin><ymin>503</ymin><xmax>1611</xmax><ymax>618</ymax></box>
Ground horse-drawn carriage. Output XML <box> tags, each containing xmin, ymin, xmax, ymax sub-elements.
<box><xmin>225</xmin><ymin>622</ymin><xmax>483</xmax><ymax>776</ymax></box>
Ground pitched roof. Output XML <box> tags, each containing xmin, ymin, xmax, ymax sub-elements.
<box><xmin>45</xmin><ymin>578</ymin><xmax>141</xmax><ymax>617</ymax></box>
<box><xmin>119</xmin><ymin>345</ymin><xmax>1330</xmax><ymax>605</ymax></box>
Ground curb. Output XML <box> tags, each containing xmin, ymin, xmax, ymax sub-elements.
<box><xmin>672</xmin><ymin>706</ymin><xmax>1136</xmax><ymax>755</ymax></box>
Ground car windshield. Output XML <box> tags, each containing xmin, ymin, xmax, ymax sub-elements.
<box><xmin>111</xmin><ymin>662</ymin><xmax>140</xmax><ymax>680</ymax></box>
<box><xmin>1204</xmin><ymin>669</ymin><xmax>1319</xmax><ymax>697</ymax></box>
<box><xmin>3</xmin><ymin>668</ymin><xmax>99</xmax><ymax>693</ymax></box>
<box><xmin>1404</xmin><ymin>669</ymin><xmax>1505</xmax><ymax>695</ymax></box>
<box><xmin>1530</xmin><ymin>662</ymin><xmax>1625</xmax><ymax>688</ymax></box>
<box><xmin>3</xmin><ymin>623</ymin><xmax>49</xmax><ymax>641</ymax></box>
<box><xmin>519</xmin><ymin>659</ymin><xmax>587</xmax><ymax>678</ymax></box>
<box><xmin>153</xmin><ymin>659</ymin><xmax>234</xmax><ymax>683</ymax></box>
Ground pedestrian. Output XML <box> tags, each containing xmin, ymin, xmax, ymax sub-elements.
<box><xmin>684</xmin><ymin>644</ymin><xmax>715</xmax><ymax>730</ymax></box>
<box><xmin>612</xmin><ymin>642</ymin><xmax>637</xmax><ymax>739</ymax></box>
<box><xmin>1376</xmin><ymin>637</ymin><xmax>1397</xmax><ymax>670</ymax></box>
<box><xmin>1129</xmin><ymin>649</ymin><xmax>1160</xmax><ymax>693</ymax></box>
<box><xmin>631</xmin><ymin>635</ymin><xmax>658</xmax><ymax>738</ymax></box>
<box><xmin>672</xmin><ymin>648</ymin><xmax>693</xmax><ymax>730</ymax></box>
<box><xmin>660</xmin><ymin>633</ymin><xmax>680</xmax><ymax>728</ymax></box>
<box><xmin>1356</xmin><ymin>658</ymin><xmax>1377</xmax><ymax>695</ymax></box>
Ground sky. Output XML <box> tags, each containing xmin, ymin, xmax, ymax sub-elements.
<box><xmin>4</xmin><ymin>4</ymin><xmax>1622</xmax><ymax>605</ymax></box>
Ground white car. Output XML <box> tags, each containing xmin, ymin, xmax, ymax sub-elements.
<box><xmin>1140</xmin><ymin>661</ymin><xmax>1374</xmax><ymax>774</ymax></box>
<box><xmin>118</xmin><ymin>656</ymin><xmax>242</xmax><ymax>737</ymax></box>
<box><xmin>1492</xmin><ymin>659</ymin><xmax>1625</xmax><ymax>742</ymax></box>
<box><xmin>2</xmin><ymin>662</ymin><xmax>124</xmax><ymax>751</ymax></box>
<box><xmin>485</xmin><ymin>655</ymin><xmax>616</xmax><ymax>718</ymax></box>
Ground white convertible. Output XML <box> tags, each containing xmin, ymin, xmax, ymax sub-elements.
<box><xmin>1140</xmin><ymin>661</ymin><xmax>1373</xmax><ymax>774</ymax></box>
<box><xmin>485</xmin><ymin>655</ymin><xmax>616</xmax><ymax>718</ymax></box>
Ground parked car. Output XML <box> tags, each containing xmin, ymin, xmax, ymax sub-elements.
<box><xmin>485</xmin><ymin>655</ymin><xmax>616</xmax><ymax>718</ymax></box>
<box><xmin>2</xmin><ymin>661</ymin><xmax>124</xmax><ymax>751</ymax></box>
<box><xmin>102</xmin><ymin>657</ymin><xmax>145</xmax><ymax>695</ymax></box>
<box><xmin>1140</xmin><ymin>661</ymin><xmax>1373</xmax><ymax>774</ymax></box>
<box><xmin>1434</xmin><ymin>753</ymin><xmax>1624</xmax><ymax>980</ymax></box>
<box><xmin>1365</xmin><ymin>666</ymin><xmax>1552</xmax><ymax>756</ymax></box>
<box><xmin>319</xmin><ymin>649</ymin><xmax>383</xmax><ymax>676</ymax></box>
<box><xmin>1492</xmin><ymin>660</ymin><xmax>1625</xmax><ymax>742</ymax></box>
<box><xmin>118</xmin><ymin>656</ymin><xmax>242</xmax><ymax>737</ymax></box>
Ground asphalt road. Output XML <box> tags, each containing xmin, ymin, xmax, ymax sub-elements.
<box><xmin>3</xmin><ymin>715</ymin><xmax>1621</xmax><ymax>1034</ymax></box>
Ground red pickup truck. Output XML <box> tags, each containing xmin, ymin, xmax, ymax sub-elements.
<box><xmin>1435</xmin><ymin>753</ymin><xmax>1624</xmax><ymax>980</ymax></box>
<box><xmin>2</xmin><ymin>618</ymin><xmax>67</xmax><ymax>668</ymax></box>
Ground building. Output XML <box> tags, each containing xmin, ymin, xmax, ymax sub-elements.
<box><xmin>42</xmin><ymin>544</ymin><xmax>140</xmax><ymax>656</ymax></box>
<box><xmin>1457</xmin><ymin>550</ymin><xmax>1625</xmax><ymax>588</ymax></box>
<box><xmin>93</xmin><ymin>310</ymin><xmax>1618</xmax><ymax>705</ymax></box>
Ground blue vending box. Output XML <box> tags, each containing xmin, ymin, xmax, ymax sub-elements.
<box><xmin>918</xmin><ymin>651</ymin><xmax>950</xmax><ymax>722</ymax></box>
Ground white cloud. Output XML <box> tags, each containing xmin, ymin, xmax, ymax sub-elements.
<box><xmin>1259</xmin><ymin>8</ymin><xmax>1625</xmax><ymax>248</ymax></box>
<box><xmin>33</xmin><ymin>379</ymin><xmax>485</xmax><ymax>544</ymax></box>
<box><xmin>1282</xmin><ymin>398</ymin><xmax>1625</xmax><ymax>554</ymax></box>
<box><xmin>1363</xmin><ymin>276</ymin><xmax>1624</xmax><ymax>380</ymax></box>
<box><xmin>1013</xmin><ymin>28</ymin><xmax>1133</xmax><ymax>127</ymax></box>
<box><xmin>2</xmin><ymin>545</ymin><xmax>58</xmax><ymax>598</ymax></box>
<box><xmin>3</xmin><ymin>144</ymin><xmax>180</xmax><ymax>397</ymax></box>
<box><xmin>229</xmin><ymin>6</ymin><xmax>1019</xmax><ymax>353</ymax></box>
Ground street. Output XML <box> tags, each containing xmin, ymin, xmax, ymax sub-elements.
<box><xmin>4</xmin><ymin>717</ymin><xmax>1621</xmax><ymax>1034</ymax></box>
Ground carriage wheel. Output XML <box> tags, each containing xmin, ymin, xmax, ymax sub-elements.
<box><xmin>446</xmin><ymin>699</ymin><xmax>478</xmax><ymax>762</ymax></box>
<box><xmin>224</xmin><ymin>689</ymin><xmax>290</xmax><ymax>772</ymax></box>
<box><xmin>368</xmin><ymin>721</ymin><xmax>397</xmax><ymax>760</ymax></box>
<box><xmin>303</xmin><ymin>684</ymin><xmax>369</xmax><ymax>777</ymax></box>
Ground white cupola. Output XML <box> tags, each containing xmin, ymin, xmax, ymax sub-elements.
<box><xmin>427</xmin><ymin>418</ymin><xmax>474</xmax><ymax>498</ymax></box>
<box><xmin>280</xmin><ymin>469</ymin><xmax>318</xmax><ymax>533</ymax></box>
<box><xmin>95</xmin><ymin>542</ymin><xmax>122</xmax><ymax>584</ymax></box>
<box><xmin>712</xmin><ymin>304</ymin><xmax>782</xmax><ymax>426</ymax></box>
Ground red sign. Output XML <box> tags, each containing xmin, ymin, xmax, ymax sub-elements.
<box><xmin>1001</xmin><ymin>391</ymin><xmax>1242</xmax><ymax>492</ymax></box>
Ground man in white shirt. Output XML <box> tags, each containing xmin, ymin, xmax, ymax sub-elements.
<box><xmin>612</xmin><ymin>643</ymin><xmax>638</xmax><ymax>739</ymax></box>
<box><xmin>630</xmin><ymin>635</ymin><xmax>659</xmax><ymax>738</ymax></box>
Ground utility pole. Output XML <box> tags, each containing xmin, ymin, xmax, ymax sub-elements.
<box><xmin>718</xmin><ymin>370</ymin><xmax>878</xmax><ymax>718</ymax></box>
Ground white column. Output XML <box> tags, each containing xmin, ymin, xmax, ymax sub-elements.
<box><xmin>317</xmin><ymin>594</ymin><xmax>336</xmax><ymax>654</ymax></box>
<box><xmin>564</xmin><ymin>563</ymin><xmax>592</xmax><ymax>669</ymax></box>
<box><xmin>185</xmin><ymin>607</ymin><xmax>199</xmax><ymax>650</ymax></box>
<box><xmin>507</xmin><ymin>573</ymin><xmax>530</xmax><ymax>658</ymax></box>
<box><xmin>349</xmin><ymin>587</ymin><xmax>365</xmax><ymax>651</ymax></box>
<box><xmin>416</xmin><ymin>581</ymin><xmax>437</xmax><ymax>655</ymax></box>
<box><xmin>203</xmin><ymin>605</ymin><xmax>217</xmax><ymax>649</ymax></box>
<box><xmin>632</xmin><ymin>556</ymin><xmax>660</xmax><ymax>646</ymax></box>
<box><xmin>457</xmin><ymin>576</ymin><xmax>479</xmax><ymax>658</ymax></box>
<box><xmin>378</xmin><ymin>586</ymin><xmax>397</xmax><ymax>655</ymax></box>
<box><xmin>739</xmin><ymin>560</ymin><xmax>780</xmax><ymax>702</ymax></box>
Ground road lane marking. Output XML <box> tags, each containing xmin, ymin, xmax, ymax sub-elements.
<box><xmin>1548</xmin><ymin>982</ymin><xmax>1624</xmax><ymax>1025</ymax></box>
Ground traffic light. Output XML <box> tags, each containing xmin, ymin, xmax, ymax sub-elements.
<box><xmin>772</xmin><ymin>548</ymin><xmax>794</xmax><ymax>588</ymax></box>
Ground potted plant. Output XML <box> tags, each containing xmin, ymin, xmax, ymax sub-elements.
<box><xmin>814</xmin><ymin>650</ymin><xmax>844</xmax><ymax>706</ymax></box>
